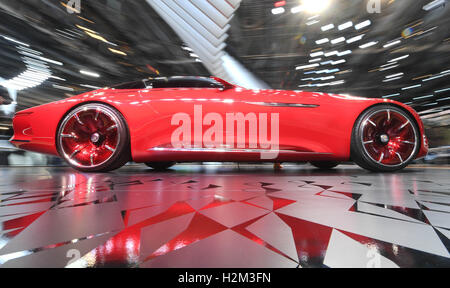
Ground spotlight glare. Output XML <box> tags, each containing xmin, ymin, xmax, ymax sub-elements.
<box><xmin>301</xmin><ymin>0</ymin><xmax>331</xmax><ymax>14</ymax></box>
<box><xmin>291</xmin><ymin>5</ymin><xmax>303</xmax><ymax>13</ymax></box>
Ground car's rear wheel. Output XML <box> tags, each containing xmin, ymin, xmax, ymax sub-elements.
<box><xmin>351</xmin><ymin>105</ymin><xmax>420</xmax><ymax>172</ymax></box>
<box><xmin>310</xmin><ymin>161</ymin><xmax>340</xmax><ymax>170</ymax></box>
<box><xmin>145</xmin><ymin>162</ymin><xmax>176</xmax><ymax>170</ymax></box>
<box><xmin>57</xmin><ymin>103</ymin><xmax>130</xmax><ymax>172</ymax></box>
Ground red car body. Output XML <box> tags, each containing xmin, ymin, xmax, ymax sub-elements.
<box><xmin>10</xmin><ymin>77</ymin><xmax>428</xmax><ymax>165</ymax></box>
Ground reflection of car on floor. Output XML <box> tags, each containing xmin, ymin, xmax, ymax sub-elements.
<box><xmin>10</xmin><ymin>76</ymin><xmax>428</xmax><ymax>172</ymax></box>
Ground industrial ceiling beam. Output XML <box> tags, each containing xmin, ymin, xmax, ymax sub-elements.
<box><xmin>146</xmin><ymin>0</ymin><xmax>269</xmax><ymax>89</ymax></box>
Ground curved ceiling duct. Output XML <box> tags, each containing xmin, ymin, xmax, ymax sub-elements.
<box><xmin>146</xmin><ymin>0</ymin><xmax>269</xmax><ymax>89</ymax></box>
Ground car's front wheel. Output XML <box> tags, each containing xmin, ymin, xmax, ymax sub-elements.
<box><xmin>57</xmin><ymin>103</ymin><xmax>130</xmax><ymax>172</ymax></box>
<box><xmin>351</xmin><ymin>105</ymin><xmax>420</xmax><ymax>172</ymax></box>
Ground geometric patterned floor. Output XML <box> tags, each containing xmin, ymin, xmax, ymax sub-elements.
<box><xmin>0</xmin><ymin>164</ymin><xmax>449</xmax><ymax>268</ymax></box>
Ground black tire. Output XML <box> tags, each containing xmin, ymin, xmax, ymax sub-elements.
<box><xmin>57</xmin><ymin>103</ymin><xmax>130</xmax><ymax>172</ymax></box>
<box><xmin>145</xmin><ymin>162</ymin><xmax>176</xmax><ymax>170</ymax></box>
<box><xmin>310</xmin><ymin>161</ymin><xmax>340</xmax><ymax>170</ymax></box>
<box><xmin>351</xmin><ymin>105</ymin><xmax>420</xmax><ymax>172</ymax></box>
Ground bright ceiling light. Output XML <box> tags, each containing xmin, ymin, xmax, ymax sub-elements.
<box><xmin>271</xmin><ymin>7</ymin><xmax>285</xmax><ymax>14</ymax></box>
<box><xmin>296</xmin><ymin>63</ymin><xmax>320</xmax><ymax>70</ymax></box>
<box><xmin>321</xmin><ymin>24</ymin><xmax>334</xmax><ymax>31</ymax></box>
<box><xmin>359</xmin><ymin>41</ymin><xmax>378</xmax><ymax>49</ymax></box>
<box><xmin>435</xmin><ymin>87</ymin><xmax>450</xmax><ymax>93</ymax></box>
<box><xmin>355</xmin><ymin>20</ymin><xmax>371</xmax><ymax>30</ymax></box>
<box><xmin>385</xmin><ymin>73</ymin><xmax>404</xmax><ymax>79</ymax></box>
<box><xmin>379</xmin><ymin>64</ymin><xmax>399</xmax><ymax>71</ymax></box>
<box><xmin>310</xmin><ymin>51</ymin><xmax>324</xmax><ymax>57</ymax></box>
<box><xmin>423</xmin><ymin>0</ymin><xmax>446</xmax><ymax>11</ymax></box>
<box><xmin>301</xmin><ymin>0</ymin><xmax>332</xmax><ymax>14</ymax></box>
<box><xmin>80</xmin><ymin>70</ymin><xmax>100</xmax><ymax>78</ymax></box>
<box><xmin>331</xmin><ymin>59</ymin><xmax>346</xmax><ymax>65</ymax></box>
<box><xmin>315</xmin><ymin>38</ymin><xmax>329</xmax><ymax>45</ymax></box>
<box><xmin>383</xmin><ymin>40</ymin><xmax>401</xmax><ymax>48</ymax></box>
<box><xmin>383</xmin><ymin>77</ymin><xmax>402</xmax><ymax>82</ymax></box>
<box><xmin>347</xmin><ymin>34</ymin><xmax>364</xmax><ymax>43</ymax></box>
<box><xmin>324</xmin><ymin>50</ymin><xmax>338</xmax><ymax>57</ymax></box>
<box><xmin>388</xmin><ymin>55</ymin><xmax>409</xmax><ymax>62</ymax></box>
<box><xmin>338</xmin><ymin>21</ymin><xmax>353</xmax><ymax>31</ymax></box>
<box><xmin>331</xmin><ymin>37</ymin><xmax>346</xmax><ymax>44</ymax></box>
<box><xmin>402</xmin><ymin>84</ymin><xmax>422</xmax><ymax>90</ymax></box>
<box><xmin>413</xmin><ymin>95</ymin><xmax>434</xmax><ymax>100</ymax></box>
<box><xmin>309</xmin><ymin>58</ymin><xmax>322</xmax><ymax>63</ymax></box>
<box><xmin>1</xmin><ymin>35</ymin><xmax>30</xmax><ymax>47</ymax></box>
<box><xmin>337</xmin><ymin>50</ymin><xmax>352</xmax><ymax>56</ymax></box>
<box><xmin>108</xmin><ymin>48</ymin><xmax>127</xmax><ymax>56</ymax></box>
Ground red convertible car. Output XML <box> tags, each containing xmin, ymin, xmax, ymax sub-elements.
<box><xmin>10</xmin><ymin>76</ymin><xmax>428</xmax><ymax>172</ymax></box>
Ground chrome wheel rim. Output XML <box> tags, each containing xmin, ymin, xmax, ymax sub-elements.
<box><xmin>59</xmin><ymin>105</ymin><xmax>121</xmax><ymax>168</ymax></box>
<box><xmin>360</xmin><ymin>109</ymin><xmax>418</xmax><ymax>167</ymax></box>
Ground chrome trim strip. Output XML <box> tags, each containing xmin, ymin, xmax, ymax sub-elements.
<box><xmin>148</xmin><ymin>147</ymin><xmax>332</xmax><ymax>154</ymax></box>
<box><xmin>244</xmin><ymin>102</ymin><xmax>319</xmax><ymax>108</ymax></box>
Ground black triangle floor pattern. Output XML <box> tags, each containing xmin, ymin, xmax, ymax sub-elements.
<box><xmin>0</xmin><ymin>164</ymin><xmax>449</xmax><ymax>268</ymax></box>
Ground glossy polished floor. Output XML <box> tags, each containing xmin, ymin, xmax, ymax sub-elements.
<box><xmin>0</xmin><ymin>163</ymin><xmax>449</xmax><ymax>268</ymax></box>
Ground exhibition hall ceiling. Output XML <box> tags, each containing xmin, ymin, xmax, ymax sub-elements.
<box><xmin>230</xmin><ymin>0</ymin><xmax>450</xmax><ymax>114</ymax></box>
<box><xmin>0</xmin><ymin>0</ymin><xmax>209</xmax><ymax>111</ymax></box>
<box><xmin>0</xmin><ymin>0</ymin><xmax>449</xmax><ymax>115</ymax></box>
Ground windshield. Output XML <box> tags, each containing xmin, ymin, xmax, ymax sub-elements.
<box><xmin>145</xmin><ymin>77</ymin><xmax>223</xmax><ymax>89</ymax></box>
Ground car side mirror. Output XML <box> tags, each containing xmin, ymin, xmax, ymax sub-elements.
<box><xmin>218</xmin><ymin>84</ymin><xmax>234</xmax><ymax>91</ymax></box>
<box><xmin>211</xmin><ymin>77</ymin><xmax>235</xmax><ymax>91</ymax></box>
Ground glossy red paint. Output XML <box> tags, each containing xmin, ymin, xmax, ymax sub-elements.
<box><xmin>10</xmin><ymin>78</ymin><xmax>428</xmax><ymax>164</ymax></box>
